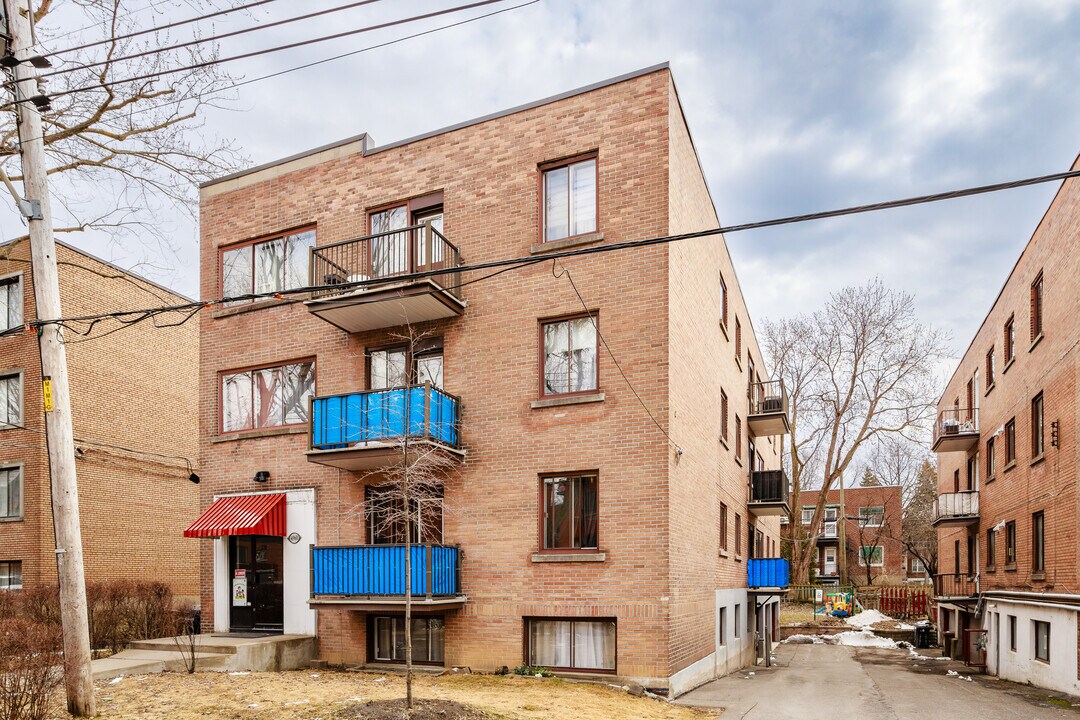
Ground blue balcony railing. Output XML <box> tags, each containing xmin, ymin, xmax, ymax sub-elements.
<box><xmin>310</xmin><ymin>383</ymin><xmax>460</xmax><ymax>451</ymax></box>
<box><xmin>748</xmin><ymin>558</ymin><xmax>790</xmax><ymax>589</ymax></box>
<box><xmin>311</xmin><ymin>544</ymin><xmax>461</xmax><ymax>598</ymax></box>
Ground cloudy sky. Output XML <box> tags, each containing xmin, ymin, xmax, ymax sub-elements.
<box><xmin>12</xmin><ymin>0</ymin><xmax>1080</xmax><ymax>361</ymax></box>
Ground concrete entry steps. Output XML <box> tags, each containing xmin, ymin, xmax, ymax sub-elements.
<box><xmin>92</xmin><ymin>634</ymin><xmax>316</xmax><ymax>680</ymax></box>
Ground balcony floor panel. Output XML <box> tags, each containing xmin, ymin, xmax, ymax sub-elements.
<box><xmin>748</xmin><ymin>502</ymin><xmax>790</xmax><ymax>518</ymax></box>
<box><xmin>932</xmin><ymin>432</ymin><xmax>979</xmax><ymax>453</ymax></box>
<box><xmin>308</xmin><ymin>595</ymin><xmax>467</xmax><ymax>612</ymax></box>
<box><xmin>306</xmin><ymin>440</ymin><xmax>465</xmax><ymax>471</ymax></box>
<box><xmin>306</xmin><ymin>280</ymin><xmax>464</xmax><ymax>333</ymax></box>
<box><xmin>931</xmin><ymin>515</ymin><xmax>980</xmax><ymax>528</ymax></box>
<box><xmin>747</xmin><ymin>413</ymin><xmax>790</xmax><ymax>437</ymax></box>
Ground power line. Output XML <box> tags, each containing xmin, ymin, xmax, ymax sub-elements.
<box><xmin>2</xmin><ymin>0</ymin><xmax>512</xmax><ymax>107</ymax></box>
<box><xmin>40</xmin><ymin>0</ymin><xmax>388</xmax><ymax>79</ymax></box>
<box><xmin>31</xmin><ymin>0</ymin><xmax>210</xmax><ymax>49</ymax></box>
<box><xmin>551</xmin><ymin>259</ymin><xmax>680</xmax><ymax>453</ymax></box>
<box><xmin>36</xmin><ymin>0</ymin><xmax>282</xmax><ymax>59</ymax></box>
<box><xmin>28</xmin><ymin>165</ymin><xmax>1080</xmax><ymax>334</ymax></box>
<box><xmin>17</xmin><ymin>0</ymin><xmax>540</xmax><ymax>147</ymax></box>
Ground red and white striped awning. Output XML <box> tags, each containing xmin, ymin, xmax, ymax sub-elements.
<box><xmin>183</xmin><ymin>493</ymin><xmax>286</xmax><ymax>538</ymax></box>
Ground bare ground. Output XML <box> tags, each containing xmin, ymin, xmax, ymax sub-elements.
<box><xmin>59</xmin><ymin>670</ymin><xmax>716</xmax><ymax>720</ymax></box>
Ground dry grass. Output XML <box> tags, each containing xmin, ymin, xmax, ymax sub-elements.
<box><xmin>779</xmin><ymin>602</ymin><xmax>845</xmax><ymax>626</ymax></box>
<box><xmin>59</xmin><ymin>670</ymin><xmax>717</xmax><ymax>720</ymax></box>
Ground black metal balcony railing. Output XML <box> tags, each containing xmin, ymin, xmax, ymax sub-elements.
<box><xmin>933</xmin><ymin>572</ymin><xmax>978</xmax><ymax>599</ymax></box>
<box><xmin>932</xmin><ymin>407</ymin><xmax>979</xmax><ymax>452</ymax></box>
<box><xmin>749</xmin><ymin>379</ymin><xmax>787</xmax><ymax>417</ymax></box>
<box><xmin>310</xmin><ymin>222</ymin><xmax>463</xmax><ymax>300</ymax></box>
<box><xmin>750</xmin><ymin>470</ymin><xmax>789</xmax><ymax>504</ymax></box>
<box><xmin>933</xmin><ymin>490</ymin><xmax>979</xmax><ymax>525</ymax></box>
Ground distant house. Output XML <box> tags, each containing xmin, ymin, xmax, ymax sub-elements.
<box><xmin>799</xmin><ymin>485</ymin><xmax>904</xmax><ymax>585</ymax></box>
<box><xmin>0</xmin><ymin>240</ymin><xmax>199</xmax><ymax>599</ymax></box>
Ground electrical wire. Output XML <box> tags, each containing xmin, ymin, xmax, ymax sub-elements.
<box><xmin>14</xmin><ymin>0</ymin><xmax>541</xmax><ymax>147</ymax></box>
<box><xmin>23</xmin><ymin>169</ymin><xmax>1080</xmax><ymax>349</ymax></box>
<box><xmin>30</xmin><ymin>165</ymin><xmax>1080</xmax><ymax>335</ymax></box>
<box><xmin>551</xmin><ymin>259</ymin><xmax>681</xmax><ymax>453</ymax></box>
<box><xmin>36</xmin><ymin>0</ymin><xmax>283</xmax><ymax>59</ymax></box>
<box><xmin>1</xmin><ymin>0</ymin><xmax>513</xmax><ymax>107</ymax></box>
<box><xmin>40</xmin><ymin>0</ymin><xmax>389</xmax><ymax>78</ymax></box>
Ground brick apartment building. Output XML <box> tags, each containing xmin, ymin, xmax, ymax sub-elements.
<box><xmin>0</xmin><ymin>240</ymin><xmax>199</xmax><ymax>599</ymax></box>
<box><xmin>189</xmin><ymin>64</ymin><xmax>791</xmax><ymax>696</ymax></box>
<box><xmin>932</xmin><ymin>155</ymin><xmax>1079</xmax><ymax>695</ymax></box>
<box><xmin>798</xmin><ymin>485</ymin><xmax>905</xmax><ymax>585</ymax></box>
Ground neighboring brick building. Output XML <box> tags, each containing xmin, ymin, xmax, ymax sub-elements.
<box><xmin>932</xmin><ymin>155</ymin><xmax>1079</xmax><ymax>695</ymax></box>
<box><xmin>0</xmin><ymin>240</ymin><xmax>200</xmax><ymax>599</ymax></box>
<box><xmin>798</xmin><ymin>485</ymin><xmax>905</xmax><ymax>585</ymax></box>
<box><xmin>190</xmin><ymin>64</ymin><xmax>790</xmax><ymax>696</ymax></box>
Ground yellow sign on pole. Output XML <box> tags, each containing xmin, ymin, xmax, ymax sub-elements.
<box><xmin>42</xmin><ymin>377</ymin><xmax>54</xmax><ymax>412</ymax></box>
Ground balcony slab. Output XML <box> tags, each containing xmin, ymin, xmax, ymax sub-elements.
<box><xmin>305</xmin><ymin>279</ymin><xmax>465</xmax><ymax>333</ymax></box>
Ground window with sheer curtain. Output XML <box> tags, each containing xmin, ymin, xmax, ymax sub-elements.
<box><xmin>542</xmin><ymin>474</ymin><xmax>598</xmax><ymax>550</ymax></box>
<box><xmin>221</xmin><ymin>229</ymin><xmax>315</xmax><ymax>306</ymax></box>
<box><xmin>0</xmin><ymin>467</ymin><xmax>21</xmax><ymax>520</ymax></box>
<box><xmin>0</xmin><ymin>373</ymin><xmax>21</xmax><ymax>428</ymax></box>
<box><xmin>542</xmin><ymin>315</ymin><xmax>598</xmax><ymax>396</ymax></box>
<box><xmin>221</xmin><ymin>360</ymin><xmax>314</xmax><ymax>432</ymax></box>
<box><xmin>0</xmin><ymin>561</ymin><xmax>21</xmax><ymax>589</ymax></box>
<box><xmin>542</xmin><ymin>156</ymin><xmax>597</xmax><ymax>243</ymax></box>
<box><xmin>527</xmin><ymin>619</ymin><xmax>615</xmax><ymax>671</ymax></box>
<box><xmin>0</xmin><ymin>276</ymin><xmax>21</xmax><ymax>332</ymax></box>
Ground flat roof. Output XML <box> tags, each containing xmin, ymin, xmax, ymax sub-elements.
<box><xmin>200</xmin><ymin>62</ymin><xmax>671</xmax><ymax>189</ymax></box>
<box><xmin>0</xmin><ymin>237</ymin><xmax>194</xmax><ymax>302</ymax></box>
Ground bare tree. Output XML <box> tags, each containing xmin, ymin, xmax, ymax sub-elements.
<box><xmin>765</xmin><ymin>279</ymin><xmax>948</xmax><ymax>583</ymax></box>
<box><xmin>355</xmin><ymin>325</ymin><xmax>458</xmax><ymax>711</ymax></box>
<box><xmin>865</xmin><ymin>435</ymin><xmax>937</xmax><ymax>580</ymax></box>
<box><xmin>846</xmin><ymin>499</ymin><xmax>896</xmax><ymax>586</ymax></box>
<box><xmin>1</xmin><ymin>0</ymin><xmax>246</xmax><ymax>259</ymax></box>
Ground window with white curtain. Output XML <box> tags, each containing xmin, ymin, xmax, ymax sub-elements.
<box><xmin>527</xmin><ymin>618</ymin><xmax>615</xmax><ymax>671</ymax></box>
<box><xmin>221</xmin><ymin>361</ymin><xmax>314</xmax><ymax>432</ymax></box>
<box><xmin>0</xmin><ymin>373</ymin><xmax>21</xmax><ymax>428</ymax></box>
<box><xmin>369</xmin><ymin>348</ymin><xmax>408</xmax><ymax>390</ymax></box>
<box><xmin>541</xmin><ymin>315</ymin><xmax>598</xmax><ymax>396</ymax></box>
<box><xmin>0</xmin><ymin>561</ymin><xmax>21</xmax><ymax>589</ymax></box>
<box><xmin>0</xmin><ymin>276</ymin><xmax>22</xmax><ymax>331</ymax></box>
<box><xmin>221</xmin><ymin>229</ymin><xmax>315</xmax><ymax>305</ymax></box>
<box><xmin>542</xmin><ymin>157</ymin><xmax>597</xmax><ymax>242</ymax></box>
<box><xmin>0</xmin><ymin>467</ymin><xmax>21</xmax><ymax>520</ymax></box>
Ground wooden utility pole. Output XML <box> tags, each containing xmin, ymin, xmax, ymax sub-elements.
<box><xmin>838</xmin><ymin>471</ymin><xmax>848</xmax><ymax>586</ymax></box>
<box><xmin>2</xmin><ymin>1</ymin><xmax>95</xmax><ymax>715</ymax></box>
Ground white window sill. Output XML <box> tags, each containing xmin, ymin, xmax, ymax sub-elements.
<box><xmin>530</xmin><ymin>232</ymin><xmax>604</xmax><ymax>255</ymax></box>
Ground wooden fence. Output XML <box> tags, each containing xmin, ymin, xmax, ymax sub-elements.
<box><xmin>787</xmin><ymin>583</ymin><xmax>931</xmax><ymax>619</ymax></box>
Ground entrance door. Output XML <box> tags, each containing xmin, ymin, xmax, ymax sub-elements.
<box><xmin>824</xmin><ymin>547</ymin><xmax>838</xmax><ymax>576</ymax></box>
<box><xmin>229</xmin><ymin>535</ymin><xmax>284</xmax><ymax>632</ymax></box>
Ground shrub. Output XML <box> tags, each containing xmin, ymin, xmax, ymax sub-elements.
<box><xmin>0</xmin><ymin>619</ymin><xmax>63</xmax><ymax>720</ymax></box>
<box><xmin>512</xmin><ymin>665</ymin><xmax>554</xmax><ymax>677</ymax></box>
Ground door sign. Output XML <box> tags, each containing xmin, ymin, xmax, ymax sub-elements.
<box><xmin>232</xmin><ymin>569</ymin><xmax>249</xmax><ymax>607</ymax></box>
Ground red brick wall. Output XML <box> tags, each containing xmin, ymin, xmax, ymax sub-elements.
<box><xmin>198</xmin><ymin>67</ymin><xmax>779</xmax><ymax>684</ymax></box>
<box><xmin>936</xmin><ymin>159</ymin><xmax>1080</xmax><ymax>595</ymax></box>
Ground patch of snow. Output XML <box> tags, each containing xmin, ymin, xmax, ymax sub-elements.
<box><xmin>845</xmin><ymin>609</ymin><xmax>895</xmax><ymax>628</ymax></box>
<box><xmin>828</xmin><ymin>630</ymin><xmax>899</xmax><ymax>648</ymax></box>
<box><xmin>286</xmin><ymin>699</ymin><xmax>310</xmax><ymax>705</ymax></box>
<box><xmin>782</xmin><ymin>634</ymin><xmax>826</xmax><ymax>644</ymax></box>
<box><xmin>310</xmin><ymin>674</ymin><xmax>321</xmax><ymax>678</ymax></box>
<box><xmin>107</xmin><ymin>676</ymin><xmax>123</xmax><ymax>685</ymax></box>
<box><xmin>228</xmin><ymin>671</ymin><xmax>250</xmax><ymax>676</ymax></box>
<box><xmin>373</xmin><ymin>677</ymin><xmax>386</xmax><ymax>683</ymax></box>
<box><xmin>945</xmin><ymin>670</ymin><xmax>973</xmax><ymax>682</ymax></box>
<box><xmin>247</xmin><ymin>704</ymin><xmax>259</xmax><ymax>708</ymax></box>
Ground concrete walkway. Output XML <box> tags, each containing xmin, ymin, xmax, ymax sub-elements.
<box><xmin>677</xmin><ymin>643</ymin><xmax>1078</xmax><ymax>719</ymax></box>
<box><xmin>92</xmin><ymin>634</ymin><xmax>315</xmax><ymax>680</ymax></box>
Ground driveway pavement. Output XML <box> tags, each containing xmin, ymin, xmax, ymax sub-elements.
<box><xmin>676</xmin><ymin>642</ymin><xmax>1079</xmax><ymax>719</ymax></box>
